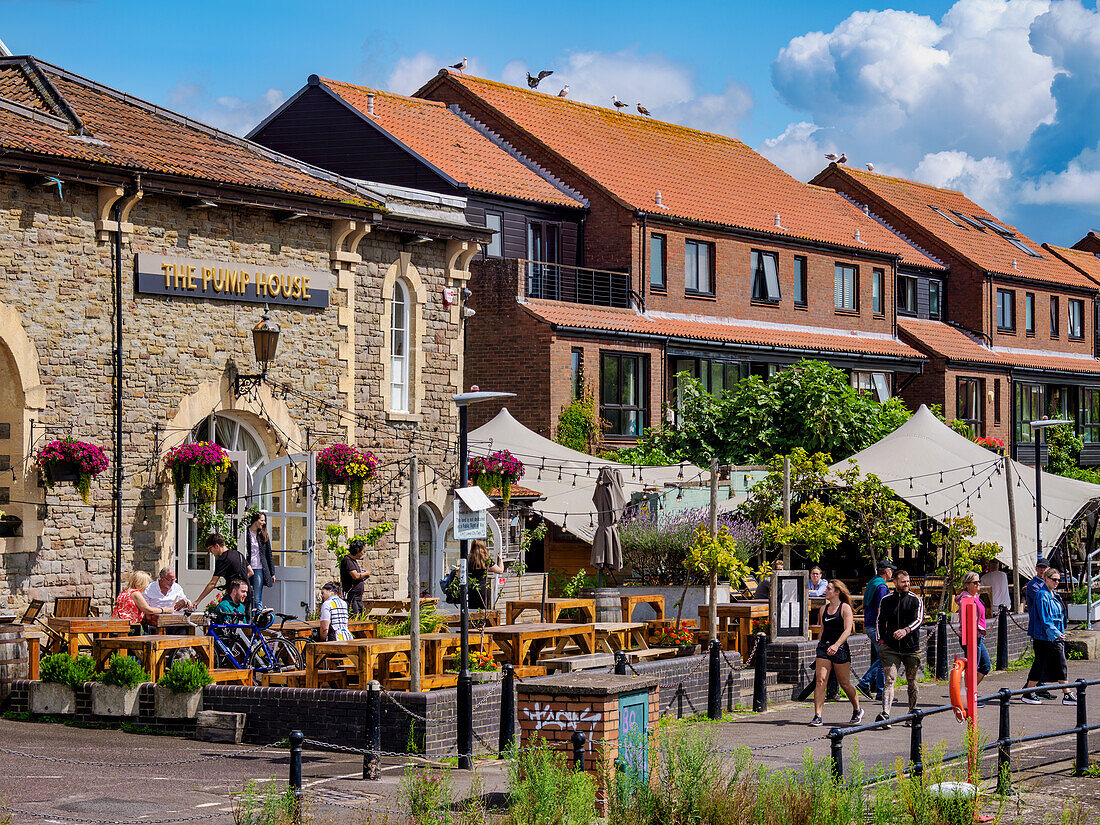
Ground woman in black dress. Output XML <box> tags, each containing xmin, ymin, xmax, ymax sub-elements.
<box><xmin>811</xmin><ymin>580</ymin><xmax>863</xmax><ymax>727</ymax></box>
<box><xmin>468</xmin><ymin>540</ymin><xmax>504</xmax><ymax>610</ymax></box>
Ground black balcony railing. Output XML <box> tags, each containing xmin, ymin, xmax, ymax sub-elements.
<box><xmin>523</xmin><ymin>259</ymin><xmax>635</xmax><ymax>309</ymax></box>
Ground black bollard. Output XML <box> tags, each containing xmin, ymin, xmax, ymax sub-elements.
<box><xmin>997</xmin><ymin>606</ymin><xmax>1009</xmax><ymax>671</ymax></box>
<box><xmin>828</xmin><ymin>728</ymin><xmax>844</xmax><ymax>781</ymax></box>
<box><xmin>1075</xmin><ymin>681</ymin><xmax>1089</xmax><ymax>776</ymax></box>
<box><xmin>499</xmin><ymin>664</ymin><xmax>515</xmax><ymax>757</ymax></box>
<box><xmin>708</xmin><ymin>639</ymin><xmax>721</xmax><ymax>720</ymax></box>
<box><xmin>571</xmin><ymin>730</ymin><xmax>586</xmax><ymax>771</ymax></box>
<box><xmin>753</xmin><ymin>633</ymin><xmax>768</xmax><ymax>713</ymax></box>
<box><xmin>614</xmin><ymin>649</ymin><xmax>626</xmax><ymax>675</ymax></box>
<box><xmin>997</xmin><ymin>688</ymin><xmax>1012</xmax><ymax>794</ymax></box>
<box><xmin>364</xmin><ymin>681</ymin><xmax>381</xmax><ymax>780</ymax></box>
<box><xmin>909</xmin><ymin>708</ymin><xmax>924</xmax><ymax>777</ymax></box>
<box><xmin>289</xmin><ymin>730</ymin><xmax>303</xmax><ymax>825</ymax></box>
<box><xmin>936</xmin><ymin>614</ymin><xmax>949</xmax><ymax>680</ymax></box>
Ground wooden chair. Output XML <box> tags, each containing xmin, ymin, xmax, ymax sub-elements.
<box><xmin>732</xmin><ymin>576</ymin><xmax>758</xmax><ymax>601</ymax></box>
<box><xmin>54</xmin><ymin>597</ymin><xmax>92</xmax><ymax>618</ymax></box>
<box><xmin>22</xmin><ymin>598</ymin><xmax>64</xmax><ymax>651</ymax></box>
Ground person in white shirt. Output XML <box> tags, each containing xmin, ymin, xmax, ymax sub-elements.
<box><xmin>143</xmin><ymin>567</ymin><xmax>192</xmax><ymax>613</ymax></box>
<box><xmin>318</xmin><ymin>582</ymin><xmax>351</xmax><ymax>641</ymax></box>
<box><xmin>809</xmin><ymin>566</ymin><xmax>829</xmax><ymax>598</ymax></box>
<box><xmin>982</xmin><ymin>559</ymin><xmax>1011</xmax><ymax>612</ymax></box>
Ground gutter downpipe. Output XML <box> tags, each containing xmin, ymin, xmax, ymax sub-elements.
<box><xmin>113</xmin><ymin>200</ymin><xmax>123</xmax><ymax>598</ymax></box>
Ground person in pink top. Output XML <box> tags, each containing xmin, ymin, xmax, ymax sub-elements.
<box><xmin>957</xmin><ymin>571</ymin><xmax>991</xmax><ymax>684</ymax></box>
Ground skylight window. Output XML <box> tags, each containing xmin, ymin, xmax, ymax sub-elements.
<box><xmin>974</xmin><ymin>216</ymin><xmax>1043</xmax><ymax>258</ymax></box>
<box><xmin>930</xmin><ymin>206</ymin><xmax>965</xmax><ymax>227</ymax></box>
<box><xmin>952</xmin><ymin>211</ymin><xmax>987</xmax><ymax>231</ymax></box>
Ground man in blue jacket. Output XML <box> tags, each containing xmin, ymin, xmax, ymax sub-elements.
<box><xmin>1023</xmin><ymin>557</ymin><xmax>1055</xmax><ymax>701</ymax></box>
<box><xmin>1023</xmin><ymin>566</ymin><xmax>1074</xmax><ymax>704</ymax></box>
<box><xmin>856</xmin><ymin>560</ymin><xmax>895</xmax><ymax>700</ymax></box>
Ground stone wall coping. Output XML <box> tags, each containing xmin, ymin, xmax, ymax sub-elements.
<box><xmin>516</xmin><ymin>673</ymin><xmax>659</xmax><ymax>697</ymax></box>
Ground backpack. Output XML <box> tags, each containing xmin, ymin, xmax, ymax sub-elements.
<box><xmin>440</xmin><ymin>569</ymin><xmax>460</xmax><ymax>605</ymax></box>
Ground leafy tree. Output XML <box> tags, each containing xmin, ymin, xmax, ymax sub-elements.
<box><xmin>555</xmin><ymin>377</ymin><xmax>604</xmax><ymax>454</ymax></box>
<box><xmin>834</xmin><ymin>461</ymin><xmax>919</xmax><ymax>569</ymax></box>
<box><xmin>739</xmin><ymin>448</ymin><xmax>832</xmax><ymax>527</ymax></box>
<box><xmin>761</xmin><ymin>500</ymin><xmax>847</xmax><ymax>562</ymax></box>
<box><xmin>932</xmin><ymin>515</ymin><xmax>1000</xmax><ymax>612</ymax></box>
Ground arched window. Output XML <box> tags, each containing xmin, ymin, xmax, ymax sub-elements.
<box><xmin>390</xmin><ymin>281</ymin><xmax>410</xmax><ymax>413</ymax></box>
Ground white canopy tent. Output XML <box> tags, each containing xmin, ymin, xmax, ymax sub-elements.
<box><xmin>832</xmin><ymin>405</ymin><xmax>1100</xmax><ymax>579</ymax></box>
<box><xmin>468</xmin><ymin>408</ymin><xmax>704</xmax><ymax>543</ymax></box>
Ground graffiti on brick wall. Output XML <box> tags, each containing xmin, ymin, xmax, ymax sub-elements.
<box><xmin>522</xmin><ymin>702</ymin><xmax>601</xmax><ymax>749</ymax></box>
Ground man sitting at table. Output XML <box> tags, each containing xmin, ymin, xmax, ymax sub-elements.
<box><xmin>191</xmin><ymin>533</ymin><xmax>252</xmax><ymax>610</ymax></box>
<box><xmin>144</xmin><ymin>567</ymin><xmax>192</xmax><ymax>614</ymax></box>
<box><xmin>212</xmin><ymin>578</ymin><xmax>249</xmax><ymax>621</ymax></box>
<box><xmin>318</xmin><ymin>582</ymin><xmax>352</xmax><ymax>641</ymax></box>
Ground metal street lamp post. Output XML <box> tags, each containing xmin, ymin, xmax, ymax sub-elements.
<box><xmin>1029</xmin><ymin>418</ymin><xmax>1073</xmax><ymax>563</ymax></box>
<box><xmin>454</xmin><ymin>390</ymin><xmax>514</xmax><ymax>769</ymax></box>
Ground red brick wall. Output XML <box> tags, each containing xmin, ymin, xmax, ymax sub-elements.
<box><xmin>990</xmin><ymin>281</ymin><xmax>1095</xmax><ymax>355</ymax></box>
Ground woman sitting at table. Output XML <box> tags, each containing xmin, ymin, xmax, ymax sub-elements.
<box><xmin>468</xmin><ymin>540</ymin><xmax>504</xmax><ymax>611</ymax></box>
<box><xmin>112</xmin><ymin>571</ymin><xmax>164</xmax><ymax>628</ymax></box>
<box><xmin>318</xmin><ymin>582</ymin><xmax>352</xmax><ymax>641</ymax></box>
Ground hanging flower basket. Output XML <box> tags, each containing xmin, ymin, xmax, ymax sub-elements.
<box><xmin>164</xmin><ymin>441</ymin><xmax>230</xmax><ymax>504</ymax></box>
<box><xmin>317</xmin><ymin>444</ymin><xmax>378</xmax><ymax>512</ymax></box>
<box><xmin>469</xmin><ymin>450</ymin><xmax>524</xmax><ymax>504</ymax></box>
<box><xmin>38</xmin><ymin>438</ymin><xmax>109</xmax><ymax>504</ymax></box>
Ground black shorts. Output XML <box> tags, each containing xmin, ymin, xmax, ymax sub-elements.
<box><xmin>816</xmin><ymin>640</ymin><xmax>851</xmax><ymax>664</ymax></box>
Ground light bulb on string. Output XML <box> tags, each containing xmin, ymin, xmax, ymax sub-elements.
<box><xmin>909</xmin><ymin>478</ymin><xmax>913</xmax><ymax>490</ymax></box>
<box><xmin>586</xmin><ymin>462</ymin><xmax>591</xmax><ymax>477</ymax></box>
<box><xmin>571</xmin><ymin>474</ymin><xmax>577</xmax><ymax>488</ymax></box>
<box><xmin>631</xmin><ymin>465</ymin><xmax>637</xmax><ymax>481</ymax></box>
<box><xmin>678</xmin><ymin>465</ymin><xmax>684</xmax><ymax>481</ymax></box>
<box><xmin>939</xmin><ymin>472</ymin><xmax>944</xmax><ymax>484</ymax></box>
<box><xmin>676</xmin><ymin>487</ymin><xmax>683</xmax><ymax>502</ymax></box>
<box><xmin>557</xmin><ymin>468</ymin><xmax>562</xmax><ymax>483</ymax></box>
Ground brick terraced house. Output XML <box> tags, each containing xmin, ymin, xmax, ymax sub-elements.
<box><xmin>813</xmin><ymin>165</ymin><xmax>1100</xmax><ymax>464</ymax></box>
<box><xmin>0</xmin><ymin>55</ymin><xmax>488</xmax><ymax>614</ymax></box>
<box><xmin>408</xmin><ymin>70</ymin><xmax>946</xmax><ymax>439</ymax></box>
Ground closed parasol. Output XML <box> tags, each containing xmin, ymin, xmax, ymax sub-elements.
<box><xmin>592</xmin><ymin>466</ymin><xmax>627</xmax><ymax>575</ymax></box>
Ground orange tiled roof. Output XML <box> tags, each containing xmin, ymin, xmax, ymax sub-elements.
<box><xmin>0</xmin><ymin>57</ymin><xmax>384</xmax><ymax>210</ymax></box>
<box><xmin>899</xmin><ymin>317</ymin><xmax>1100</xmax><ymax>375</ymax></box>
<box><xmin>522</xmin><ymin>298</ymin><xmax>925</xmax><ymax>361</ymax></box>
<box><xmin>318</xmin><ymin>79</ymin><xmax>583</xmax><ymax>209</ymax></box>
<box><xmin>822</xmin><ymin>167</ymin><xmax>1095</xmax><ymax>291</ymax></box>
<box><xmin>419</xmin><ymin>71</ymin><xmax>940</xmax><ymax>269</ymax></box>
<box><xmin>1044</xmin><ymin>244</ymin><xmax>1100</xmax><ymax>288</ymax></box>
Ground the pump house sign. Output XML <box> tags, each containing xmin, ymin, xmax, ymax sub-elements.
<box><xmin>135</xmin><ymin>253</ymin><xmax>330</xmax><ymax>308</ymax></box>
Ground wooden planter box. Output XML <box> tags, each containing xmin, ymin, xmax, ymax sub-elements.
<box><xmin>90</xmin><ymin>683</ymin><xmax>144</xmax><ymax>716</ymax></box>
<box><xmin>154</xmin><ymin>684</ymin><xmax>203</xmax><ymax>718</ymax></box>
<box><xmin>44</xmin><ymin>460</ymin><xmax>81</xmax><ymax>484</ymax></box>
<box><xmin>29</xmin><ymin>681</ymin><xmax>76</xmax><ymax>714</ymax></box>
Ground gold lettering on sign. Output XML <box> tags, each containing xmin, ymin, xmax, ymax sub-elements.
<box><xmin>227</xmin><ymin>269</ymin><xmax>241</xmax><ymax>294</ymax></box>
<box><xmin>202</xmin><ymin>267</ymin><xmax>213</xmax><ymax>291</ymax></box>
<box><xmin>186</xmin><ymin>266</ymin><xmax>196</xmax><ymax>289</ymax></box>
<box><xmin>241</xmin><ymin>271</ymin><xmax>251</xmax><ymax>293</ymax></box>
<box><xmin>302</xmin><ymin>275</ymin><xmax>311</xmax><ymax>300</ymax></box>
<box><xmin>212</xmin><ymin>268</ymin><xmax>223</xmax><ymax>292</ymax></box>
<box><xmin>280</xmin><ymin>274</ymin><xmax>292</xmax><ymax>299</ymax></box>
<box><xmin>162</xmin><ymin>263</ymin><xmax>173</xmax><ymax>289</ymax></box>
<box><xmin>256</xmin><ymin>271</ymin><xmax>269</xmax><ymax>297</ymax></box>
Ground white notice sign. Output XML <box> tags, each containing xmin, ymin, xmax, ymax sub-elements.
<box><xmin>454</xmin><ymin>496</ymin><xmax>487</xmax><ymax>540</ymax></box>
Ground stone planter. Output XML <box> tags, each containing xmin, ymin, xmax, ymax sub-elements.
<box><xmin>90</xmin><ymin>682</ymin><xmax>144</xmax><ymax>716</ymax></box>
<box><xmin>1067</xmin><ymin>602</ymin><xmax>1100</xmax><ymax>623</ymax></box>
<box><xmin>471</xmin><ymin>670</ymin><xmax>502</xmax><ymax>683</ymax></box>
<box><xmin>155</xmin><ymin>684</ymin><xmax>203</xmax><ymax>718</ymax></box>
<box><xmin>29</xmin><ymin>680</ymin><xmax>76</xmax><ymax>714</ymax></box>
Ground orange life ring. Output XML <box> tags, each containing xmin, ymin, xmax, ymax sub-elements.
<box><xmin>949</xmin><ymin>656</ymin><xmax>967</xmax><ymax>722</ymax></box>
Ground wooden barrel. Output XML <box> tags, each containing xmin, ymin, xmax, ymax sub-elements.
<box><xmin>0</xmin><ymin>623</ymin><xmax>30</xmax><ymax>700</ymax></box>
<box><xmin>582</xmin><ymin>587</ymin><xmax>622</xmax><ymax>623</ymax></box>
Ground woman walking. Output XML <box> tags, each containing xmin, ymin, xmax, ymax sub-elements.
<box><xmin>957</xmin><ymin>571</ymin><xmax>991</xmax><ymax>685</ymax></box>
<box><xmin>244</xmin><ymin>511</ymin><xmax>275</xmax><ymax>612</ymax></box>
<box><xmin>1022</xmin><ymin>567</ymin><xmax>1076</xmax><ymax>704</ymax></box>
<box><xmin>810</xmin><ymin>580</ymin><xmax>863</xmax><ymax>727</ymax></box>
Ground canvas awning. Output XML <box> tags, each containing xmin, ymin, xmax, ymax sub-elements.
<box><xmin>832</xmin><ymin>405</ymin><xmax>1100</xmax><ymax>578</ymax></box>
<box><xmin>468</xmin><ymin>408</ymin><xmax>703</xmax><ymax>543</ymax></box>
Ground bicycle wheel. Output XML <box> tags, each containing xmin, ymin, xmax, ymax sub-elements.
<box><xmin>218</xmin><ymin>634</ymin><xmax>249</xmax><ymax>669</ymax></box>
<box><xmin>270</xmin><ymin>637</ymin><xmax>303</xmax><ymax>670</ymax></box>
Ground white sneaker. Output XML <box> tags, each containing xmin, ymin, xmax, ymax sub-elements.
<box><xmin>1021</xmin><ymin>694</ymin><xmax>1042</xmax><ymax>705</ymax></box>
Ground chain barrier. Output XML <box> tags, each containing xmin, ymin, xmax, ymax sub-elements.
<box><xmin>734</xmin><ymin>733</ymin><xmax>829</xmax><ymax>753</ymax></box>
<box><xmin>380</xmin><ymin>688</ymin><xmax>429</xmax><ymax>722</ymax></box>
<box><xmin>301</xmin><ymin>737</ymin><xmax>454</xmax><ymax>765</ymax></box>
<box><xmin>0</xmin><ymin>739</ymin><xmax>287</xmax><ymax>768</ymax></box>
<box><xmin>1</xmin><ymin>806</ymin><xmax>231</xmax><ymax>824</ymax></box>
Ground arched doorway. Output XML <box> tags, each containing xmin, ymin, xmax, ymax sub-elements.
<box><xmin>417</xmin><ymin>505</ymin><xmax>438</xmax><ymax>598</ymax></box>
<box><xmin>431</xmin><ymin>509</ymin><xmax>503</xmax><ymax>602</ymax></box>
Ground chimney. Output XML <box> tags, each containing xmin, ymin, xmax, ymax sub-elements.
<box><xmin>367</xmin><ymin>93</ymin><xmax>375</xmax><ymax>116</ymax></box>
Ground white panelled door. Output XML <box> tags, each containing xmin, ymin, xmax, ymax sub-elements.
<box><xmin>253</xmin><ymin>452</ymin><xmax>315</xmax><ymax>618</ymax></box>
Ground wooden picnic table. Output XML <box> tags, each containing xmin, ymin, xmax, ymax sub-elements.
<box><xmin>505</xmin><ymin>598</ymin><xmax>596</xmax><ymax>625</ymax></box>
<box><xmin>486</xmin><ymin>622</ymin><xmax>596</xmax><ymax>669</ymax></box>
<box><xmin>620</xmin><ymin>593</ymin><xmax>665</xmax><ymax>622</ymax></box>
<box><xmin>92</xmin><ymin>635</ymin><xmax>215</xmax><ymax>681</ymax></box>
<box><xmin>595</xmin><ymin>622</ymin><xmax>649</xmax><ymax>654</ymax></box>
<box><xmin>304</xmin><ymin>637</ymin><xmax>413</xmax><ymax>688</ymax></box>
<box><xmin>146</xmin><ymin>613</ymin><xmax>205</xmax><ymax>635</ymax></box>
<box><xmin>697</xmin><ymin>602</ymin><xmax>770</xmax><ymax>654</ymax></box>
<box><xmin>46</xmin><ymin>617</ymin><xmax>132</xmax><ymax>656</ymax></box>
<box><xmin>361</xmin><ymin>598</ymin><xmax>439</xmax><ymax>615</ymax></box>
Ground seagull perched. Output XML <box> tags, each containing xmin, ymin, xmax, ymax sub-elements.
<box><xmin>637</xmin><ymin>103</ymin><xmax>651</xmax><ymax>116</ymax></box>
<box><xmin>866</xmin><ymin>162</ymin><xmax>874</xmax><ymax>171</ymax></box>
<box><xmin>612</xmin><ymin>95</ymin><xmax>628</xmax><ymax>111</ymax></box>
<box><xmin>449</xmin><ymin>57</ymin><xmax>467</xmax><ymax>72</ymax></box>
<box><xmin>557</xmin><ymin>85</ymin><xmax>569</xmax><ymax>98</ymax></box>
<box><xmin>527</xmin><ymin>70</ymin><xmax>553</xmax><ymax>89</ymax></box>
<box><xmin>838</xmin><ymin>152</ymin><xmax>847</xmax><ymax>164</ymax></box>
<box><xmin>825</xmin><ymin>152</ymin><xmax>838</xmax><ymax>161</ymax></box>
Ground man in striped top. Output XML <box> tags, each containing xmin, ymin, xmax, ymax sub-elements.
<box><xmin>319</xmin><ymin>582</ymin><xmax>352</xmax><ymax>641</ymax></box>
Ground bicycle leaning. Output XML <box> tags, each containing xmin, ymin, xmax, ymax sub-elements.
<box><xmin>186</xmin><ymin>607</ymin><xmax>303</xmax><ymax>674</ymax></box>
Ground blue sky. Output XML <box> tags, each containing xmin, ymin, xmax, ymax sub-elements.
<box><xmin>3</xmin><ymin>0</ymin><xmax>1099</xmax><ymax>246</ymax></box>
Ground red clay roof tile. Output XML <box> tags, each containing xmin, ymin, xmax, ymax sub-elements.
<box><xmin>319</xmin><ymin>79</ymin><xmax>582</xmax><ymax>209</ymax></box>
<box><xmin>421</xmin><ymin>72</ymin><xmax>940</xmax><ymax>269</ymax></box>
<box><xmin>1044</xmin><ymin>244</ymin><xmax>1100</xmax><ymax>288</ymax></box>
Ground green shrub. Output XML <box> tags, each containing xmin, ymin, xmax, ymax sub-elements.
<box><xmin>555</xmin><ymin>385</ymin><xmax>603</xmax><ymax>455</ymax></box>
<box><xmin>98</xmin><ymin>654</ymin><xmax>150</xmax><ymax>688</ymax></box>
<box><xmin>39</xmin><ymin>653</ymin><xmax>96</xmax><ymax>690</ymax></box>
<box><xmin>158</xmin><ymin>659</ymin><xmax>213</xmax><ymax>693</ymax></box>
<box><xmin>508</xmin><ymin>738</ymin><xmax>597</xmax><ymax>825</ymax></box>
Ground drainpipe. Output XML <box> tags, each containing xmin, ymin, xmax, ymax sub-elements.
<box><xmin>113</xmin><ymin>200</ymin><xmax>123</xmax><ymax>598</ymax></box>
<box><xmin>639</xmin><ymin>211</ymin><xmax>648</xmax><ymax>309</ymax></box>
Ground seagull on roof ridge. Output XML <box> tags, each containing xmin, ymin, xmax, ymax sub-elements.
<box><xmin>866</xmin><ymin>162</ymin><xmax>874</xmax><ymax>171</ymax></box>
<box><xmin>612</xmin><ymin>95</ymin><xmax>628</xmax><ymax>111</ymax></box>
<box><xmin>825</xmin><ymin>152</ymin><xmax>838</xmax><ymax>161</ymax></box>
<box><xmin>449</xmin><ymin>57</ymin><xmax>467</xmax><ymax>72</ymax></box>
<box><xmin>557</xmin><ymin>85</ymin><xmax>569</xmax><ymax>98</ymax></box>
<box><xmin>837</xmin><ymin>152</ymin><xmax>847</xmax><ymax>164</ymax></box>
<box><xmin>637</xmin><ymin>103</ymin><xmax>651</xmax><ymax>117</ymax></box>
<box><xmin>527</xmin><ymin>70</ymin><xmax>553</xmax><ymax>89</ymax></box>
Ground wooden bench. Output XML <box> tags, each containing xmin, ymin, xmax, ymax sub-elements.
<box><xmin>543</xmin><ymin>653</ymin><xmax>616</xmax><ymax>673</ymax></box>
<box><xmin>627</xmin><ymin>647</ymin><xmax>675</xmax><ymax>662</ymax></box>
<box><xmin>387</xmin><ymin>673</ymin><xmax>459</xmax><ymax>690</ymax></box>
<box><xmin>209</xmin><ymin>668</ymin><xmax>252</xmax><ymax>685</ymax></box>
<box><xmin>260</xmin><ymin>668</ymin><xmax>347</xmax><ymax>688</ymax></box>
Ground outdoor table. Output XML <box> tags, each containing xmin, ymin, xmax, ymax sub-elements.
<box><xmin>441</xmin><ymin>610</ymin><xmax>501</xmax><ymax>628</ymax></box>
<box><xmin>697</xmin><ymin>602</ymin><xmax>769</xmax><ymax>654</ymax></box>
<box><xmin>304</xmin><ymin>637</ymin><xmax>412</xmax><ymax>688</ymax></box>
<box><xmin>505</xmin><ymin>598</ymin><xmax>596</xmax><ymax>625</ymax></box>
<box><xmin>486</xmin><ymin>622</ymin><xmax>596</xmax><ymax>668</ymax></box>
<box><xmin>279</xmin><ymin>618</ymin><xmax>376</xmax><ymax>639</ymax></box>
<box><xmin>146</xmin><ymin>613</ymin><xmax>205</xmax><ymax>635</ymax></box>
<box><xmin>620</xmin><ymin>593</ymin><xmax>665</xmax><ymax>622</ymax></box>
<box><xmin>595</xmin><ymin>622</ymin><xmax>649</xmax><ymax>654</ymax></box>
<box><xmin>92</xmin><ymin>635</ymin><xmax>215</xmax><ymax>681</ymax></box>
<box><xmin>45</xmin><ymin>617</ymin><xmax>131</xmax><ymax>656</ymax></box>
<box><xmin>361</xmin><ymin>598</ymin><xmax>439</xmax><ymax>615</ymax></box>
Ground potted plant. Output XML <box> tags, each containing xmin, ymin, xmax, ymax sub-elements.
<box><xmin>469</xmin><ymin>450</ymin><xmax>524</xmax><ymax>503</ymax></box>
<box><xmin>974</xmin><ymin>436</ymin><xmax>1005</xmax><ymax>455</ymax></box>
<box><xmin>90</xmin><ymin>653</ymin><xmax>150</xmax><ymax>716</ymax></box>
<box><xmin>30</xmin><ymin>653</ymin><xmax>96</xmax><ymax>714</ymax></box>
<box><xmin>653</xmin><ymin>623</ymin><xmax>698</xmax><ymax>656</ymax></box>
<box><xmin>1066</xmin><ymin>584</ymin><xmax>1100</xmax><ymax>623</ymax></box>
<box><xmin>316</xmin><ymin>443</ymin><xmax>378</xmax><ymax>512</ymax></box>
<box><xmin>38</xmin><ymin>438</ymin><xmax>109</xmax><ymax>504</ymax></box>
<box><xmin>165</xmin><ymin>441</ymin><xmax>230</xmax><ymax>504</ymax></box>
<box><xmin>155</xmin><ymin>658</ymin><xmax>213</xmax><ymax>718</ymax></box>
<box><xmin>467</xmin><ymin>650</ymin><xmax>502</xmax><ymax>682</ymax></box>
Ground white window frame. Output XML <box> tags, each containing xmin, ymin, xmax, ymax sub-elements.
<box><xmin>834</xmin><ymin>264</ymin><xmax>857</xmax><ymax>311</ymax></box>
<box><xmin>390</xmin><ymin>280</ymin><xmax>410</xmax><ymax>413</ymax></box>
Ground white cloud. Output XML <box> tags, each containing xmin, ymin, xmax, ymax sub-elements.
<box><xmin>169</xmin><ymin>82</ymin><xmax>285</xmax><ymax>136</ymax></box>
<box><xmin>386</xmin><ymin>52</ymin><xmax>491</xmax><ymax>94</ymax></box>
<box><xmin>757</xmin><ymin>121</ymin><xmax>839</xmax><ymax>182</ymax></box>
<box><xmin>1020</xmin><ymin>142</ymin><xmax>1100</xmax><ymax>207</ymax></box>
<box><xmin>913</xmin><ymin>150</ymin><xmax>1013</xmax><ymax>212</ymax></box>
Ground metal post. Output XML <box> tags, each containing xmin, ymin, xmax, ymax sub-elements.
<box><xmin>457</xmin><ymin>404</ymin><xmax>472</xmax><ymax>770</ymax></box>
<box><xmin>289</xmin><ymin>730</ymin><xmax>303</xmax><ymax>824</ymax></box>
<box><xmin>709</xmin><ymin>458</ymin><xmax>719</xmax><ymax>643</ymax></box>
<box><xmin>1075</xmin><ymin>680</ymin><xmax>1089</xmax><ymax>776</ymax></box>
<box><xmin>1035</xmin><ymin>428</ymin><xmax>1044</xmax><ymax>564</ymax></box>
<box><xmin>571</xmin><ymin>730</ymin><xmax>586</xmax><ymax>771</ymax></box>
<box><xmin>828</xmin><ymin>729</ymin><xmax>844</xmax><ymax>781</ymax></box>
<box><xmin>408</xmin><ymin>456</ymin><xmax>421</xmax><ymax>693</ymax></box>
<box><xmin>997</xmin><ymin>688</ymin><xmax>1012</xmax><ymax>794</ymax></box>
<box><xmin>782</xmin><ymin>456</ymin><xmax>791</xmax><ymax>569</ymax></box>
<box><xmin>997</xmin><ymin>606</ymin><xmax>1009</xmax><ymax>671</ymax></box>
<box><xmin>1004</xmin><ymin>457</ymin><xmax>1021</xmax><ymax>613</ymax></box>
<box><xmin>614</xmin><ymin>649</ymin><xmax>626</xmax><ymax>675</ymax></box>
<box><xmin>364</xmin><ymin>680</ymin><xmax>381</xmax><ymax>780</ymax></box>
<box><xmin>753</xmin><ymin>632</ymin><xmax>768</xmax><ymax>713</ymax></box>
<box><xmin>498</xmin><ymin>664</ymin><xmax>515</xmax><ymax>757</ymax></box>
<box><xmin>936</xmin><ymin>615</ymin><xmax>949</xmax><ymax>680</ymax></box>
<box><xmin>909</xmin><ymin>708</ymin><xmax>924</xmax><ymax>777</ymax></box>
<box><xmin>708</xmin><ymin>639</ymin><xmax>721</xmax><ymax>720</ymax></box>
